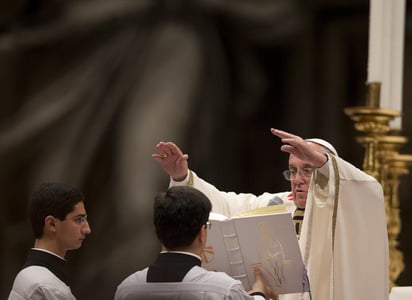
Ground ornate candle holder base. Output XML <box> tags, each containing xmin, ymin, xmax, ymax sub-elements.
<box><xmin>383</xmin><ymin>153</ymin><xmax>412</xmax><ymax>287</ymax></box>
<box><xmin>344</xmin><ymin>106</ymin><xmax>399</xmax><ymax>179</ymax></box>
<box><xmin>344</xmin><ymin>82</ymin><xmax>410</xmax><ymax>289</ymax></box>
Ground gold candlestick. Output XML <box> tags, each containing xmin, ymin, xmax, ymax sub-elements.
<box><xmin>344</xmin><ymin>83</ymin><xmax>399</xmax><ymax>179</ymax></box>
<box><xmin>381</xmin><ymin>153</ymin><xmax>412</xmax><ymax>287</ymax></box>
<box><xmin>344</xmin><ymin>82</ymin><xmax>409</xmax><ymax>289</ymax></box>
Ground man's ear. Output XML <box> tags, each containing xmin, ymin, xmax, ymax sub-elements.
<box><xmin>198</xmin><ymin>225</ymin><xmax>207</xmax><ymax>245</ymax></box>
<box><xmin>44</xmin><ymin>215</ymin><xmax>57</xmax><ymax>233</ymax></box>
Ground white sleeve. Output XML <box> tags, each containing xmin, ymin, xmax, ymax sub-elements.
<box><xmin>169</xmin><ymin>170</ymin><xmax>191</xmax><ymax>186</ymax></box>
<box><xmin>30</xmin><ymin>285</ymin><xmax>76</xmax><ymax>300</ymax></box>
<box><xmin>170</xmin><ymin>170</ymin><xmax>288</xmax><ymax>217</ymax></box>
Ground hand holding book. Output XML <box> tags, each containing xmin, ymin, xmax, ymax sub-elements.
<box><xmin>202</xmin><ymin>205</ymin><xmax>308</xmax><ymax>295</ymax></box>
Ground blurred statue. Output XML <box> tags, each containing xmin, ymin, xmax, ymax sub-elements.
<box><xmin>0</xmin><ymin>1</ymin><xmax>303</xmax><ymax>299</ymax></box>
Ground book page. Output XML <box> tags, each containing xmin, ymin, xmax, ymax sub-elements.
<box><xmin>233</xmin><ymin>213</ymin><xmax>306</xmax><ymax>294</ymax></box>
<box><xmin>234</xmin><ymin>204</ymin><xmax>288</xmax><ymax>218</ymax></box>
<box><xmin>203</xmin><ymin>210</ymin><xmax>307</xmax><ymax>294</ymax></box>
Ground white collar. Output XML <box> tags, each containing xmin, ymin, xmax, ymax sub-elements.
<box><xmin>32</xmin><ymin>248</ymin><xmax>66</xmax><ymax>261</ymax></box>
<box><xmin>160</xmin><ymin>250</ymin><xmax>201</xmax><ymax>261</ymax></box>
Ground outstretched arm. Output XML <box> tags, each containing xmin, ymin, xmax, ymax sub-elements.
<box><xmin>270</xmin><ymin>128</ymin><xmax>327</xmax><ymax>168</ymax></box>
<box><xmin>152</xmin><ymin>142</ymin><xmax>189</xmax><ymax>181</ymax></box>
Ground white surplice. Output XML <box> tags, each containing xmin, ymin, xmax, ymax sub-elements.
<box><xmin>8</xmin><ymin>266</ymin><xmax>76</xmax><ymax>300</ymax></box>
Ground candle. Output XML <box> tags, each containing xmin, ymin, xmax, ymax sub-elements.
<box><xmin>367</xmin><ymin>0</ymin><xmax>384</xmax><ymax>83</ymax></box>
<box><xmin>387</xmin><ymin>0</ymin><xmax>406</xmax><ymax>129</ymax></box>
<box><xmin>380</xmin><ymin>0</ymin><xmax>393</xmax><ymax>110</ymax></box>
<box><xmin>367</xmin><ymin>0</ymin><xmax>406</xmax><ymax>129</ymax></box>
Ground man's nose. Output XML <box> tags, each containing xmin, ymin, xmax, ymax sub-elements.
<box><xmin>293</xmin><ymin>171</ymin><xmax>307</xmax><ymax>182</ymax></box>
<box><xmin>82</xmin><ymin>220</ymin><xmax>92</xmax><ymax>235</ymax></box>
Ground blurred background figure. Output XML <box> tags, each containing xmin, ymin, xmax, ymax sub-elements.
<box><xmin>1</xmin><ymin>0</ymin><xmax>411</xmax><ymax>299</ymax></box>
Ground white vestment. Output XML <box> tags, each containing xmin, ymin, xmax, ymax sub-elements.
<box><xmin>8</xmin><ymin>266</ymin><xmax>76</xmax><ymax>300</ymax></box>
<box><xmin>170</xmin><ymin>154</ymin><xmax>389</xmax><ymax>300</ymax></box>
<box><xmin>115</xmin><ymin>265</ymin><xmax>263</xmax><ymax>300</ymax></box>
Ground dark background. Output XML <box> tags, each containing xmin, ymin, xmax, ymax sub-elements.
<box><xmin>1</xmin><ymin>0</ymin><xmax>411</xmax><ymax>299</ymax></box>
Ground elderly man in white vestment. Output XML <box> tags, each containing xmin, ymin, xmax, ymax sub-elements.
<box><xmin>152</xmin><ymin>128</ymin><xmax>389</xmax><ymax>300</ymax></box>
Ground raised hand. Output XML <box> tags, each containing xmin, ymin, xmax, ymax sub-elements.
<box><xmin>152</xmin><ymin>142</ymin><xmax>189</xmax><ymax>181</ymax></box>
<box><xmin>270</xmin><ymin>128</ymin><xmax>327</xmax><ymax>168</ymax></box>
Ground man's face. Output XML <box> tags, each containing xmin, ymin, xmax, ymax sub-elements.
<box><xmin>55</xmin><ymin>201</ymin><xmax>91</xmax><ymax>253</ymax></box>
<box><xmin>288</xmin><ymin>142</ymin><xmax>325</xmax><ymax>209</ymax></box>
<box><xmin>288</xmin><ymin>154</ymin><xmax>314</xmax><ymax>209</ymax></box>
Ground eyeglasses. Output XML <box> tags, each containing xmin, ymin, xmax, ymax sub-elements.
<box><xmin>282</xmin><ymin>168</ymin><xmax>314</xmax><ymax>181</ymax></box>
<box><xmin>73</xmin><ymin>215</ymin><xmax>88</xmax><ymax>224</ymax></box>
<box><xmin>204</xmin><ymin>221</ymin><xmax>212</xmax><ymax>230</ymax></box>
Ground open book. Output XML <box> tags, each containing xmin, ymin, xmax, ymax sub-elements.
<box><xmin>202</xmin><ymin>205</ymin><xmax>307</xmax><ymax>295</ymax></box>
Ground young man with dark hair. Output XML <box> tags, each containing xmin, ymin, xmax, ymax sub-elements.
<box><xmin>8</xmin><ymin>182</ymin><xmax>92</xmax><ymax>300</ymax></box>
<box><xmin>115</xmin><ymin>186</ymin><xmax>275</xmax><ymax>300</ymax></box>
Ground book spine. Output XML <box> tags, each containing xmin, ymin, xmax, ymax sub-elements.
<box><xmin>220</xmin><ymin>221</ymin><xmax>250</xmax><ymax>289</ymax></box>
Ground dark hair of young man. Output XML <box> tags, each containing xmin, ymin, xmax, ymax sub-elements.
<box><xmin>29</xmin><ymin>182</ymin><xmax>85</xmax><ymax>238</ymax></box>
<box><xmin>153</xmin><ymin>186</ymin><xmax>212</xmax><ymax>250</ymax></box>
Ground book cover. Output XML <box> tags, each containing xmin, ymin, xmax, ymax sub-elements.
<box><xmin>202</xmin><ymin>205</ymin><xmax>307</xmax><ymax>295</ymax></box>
